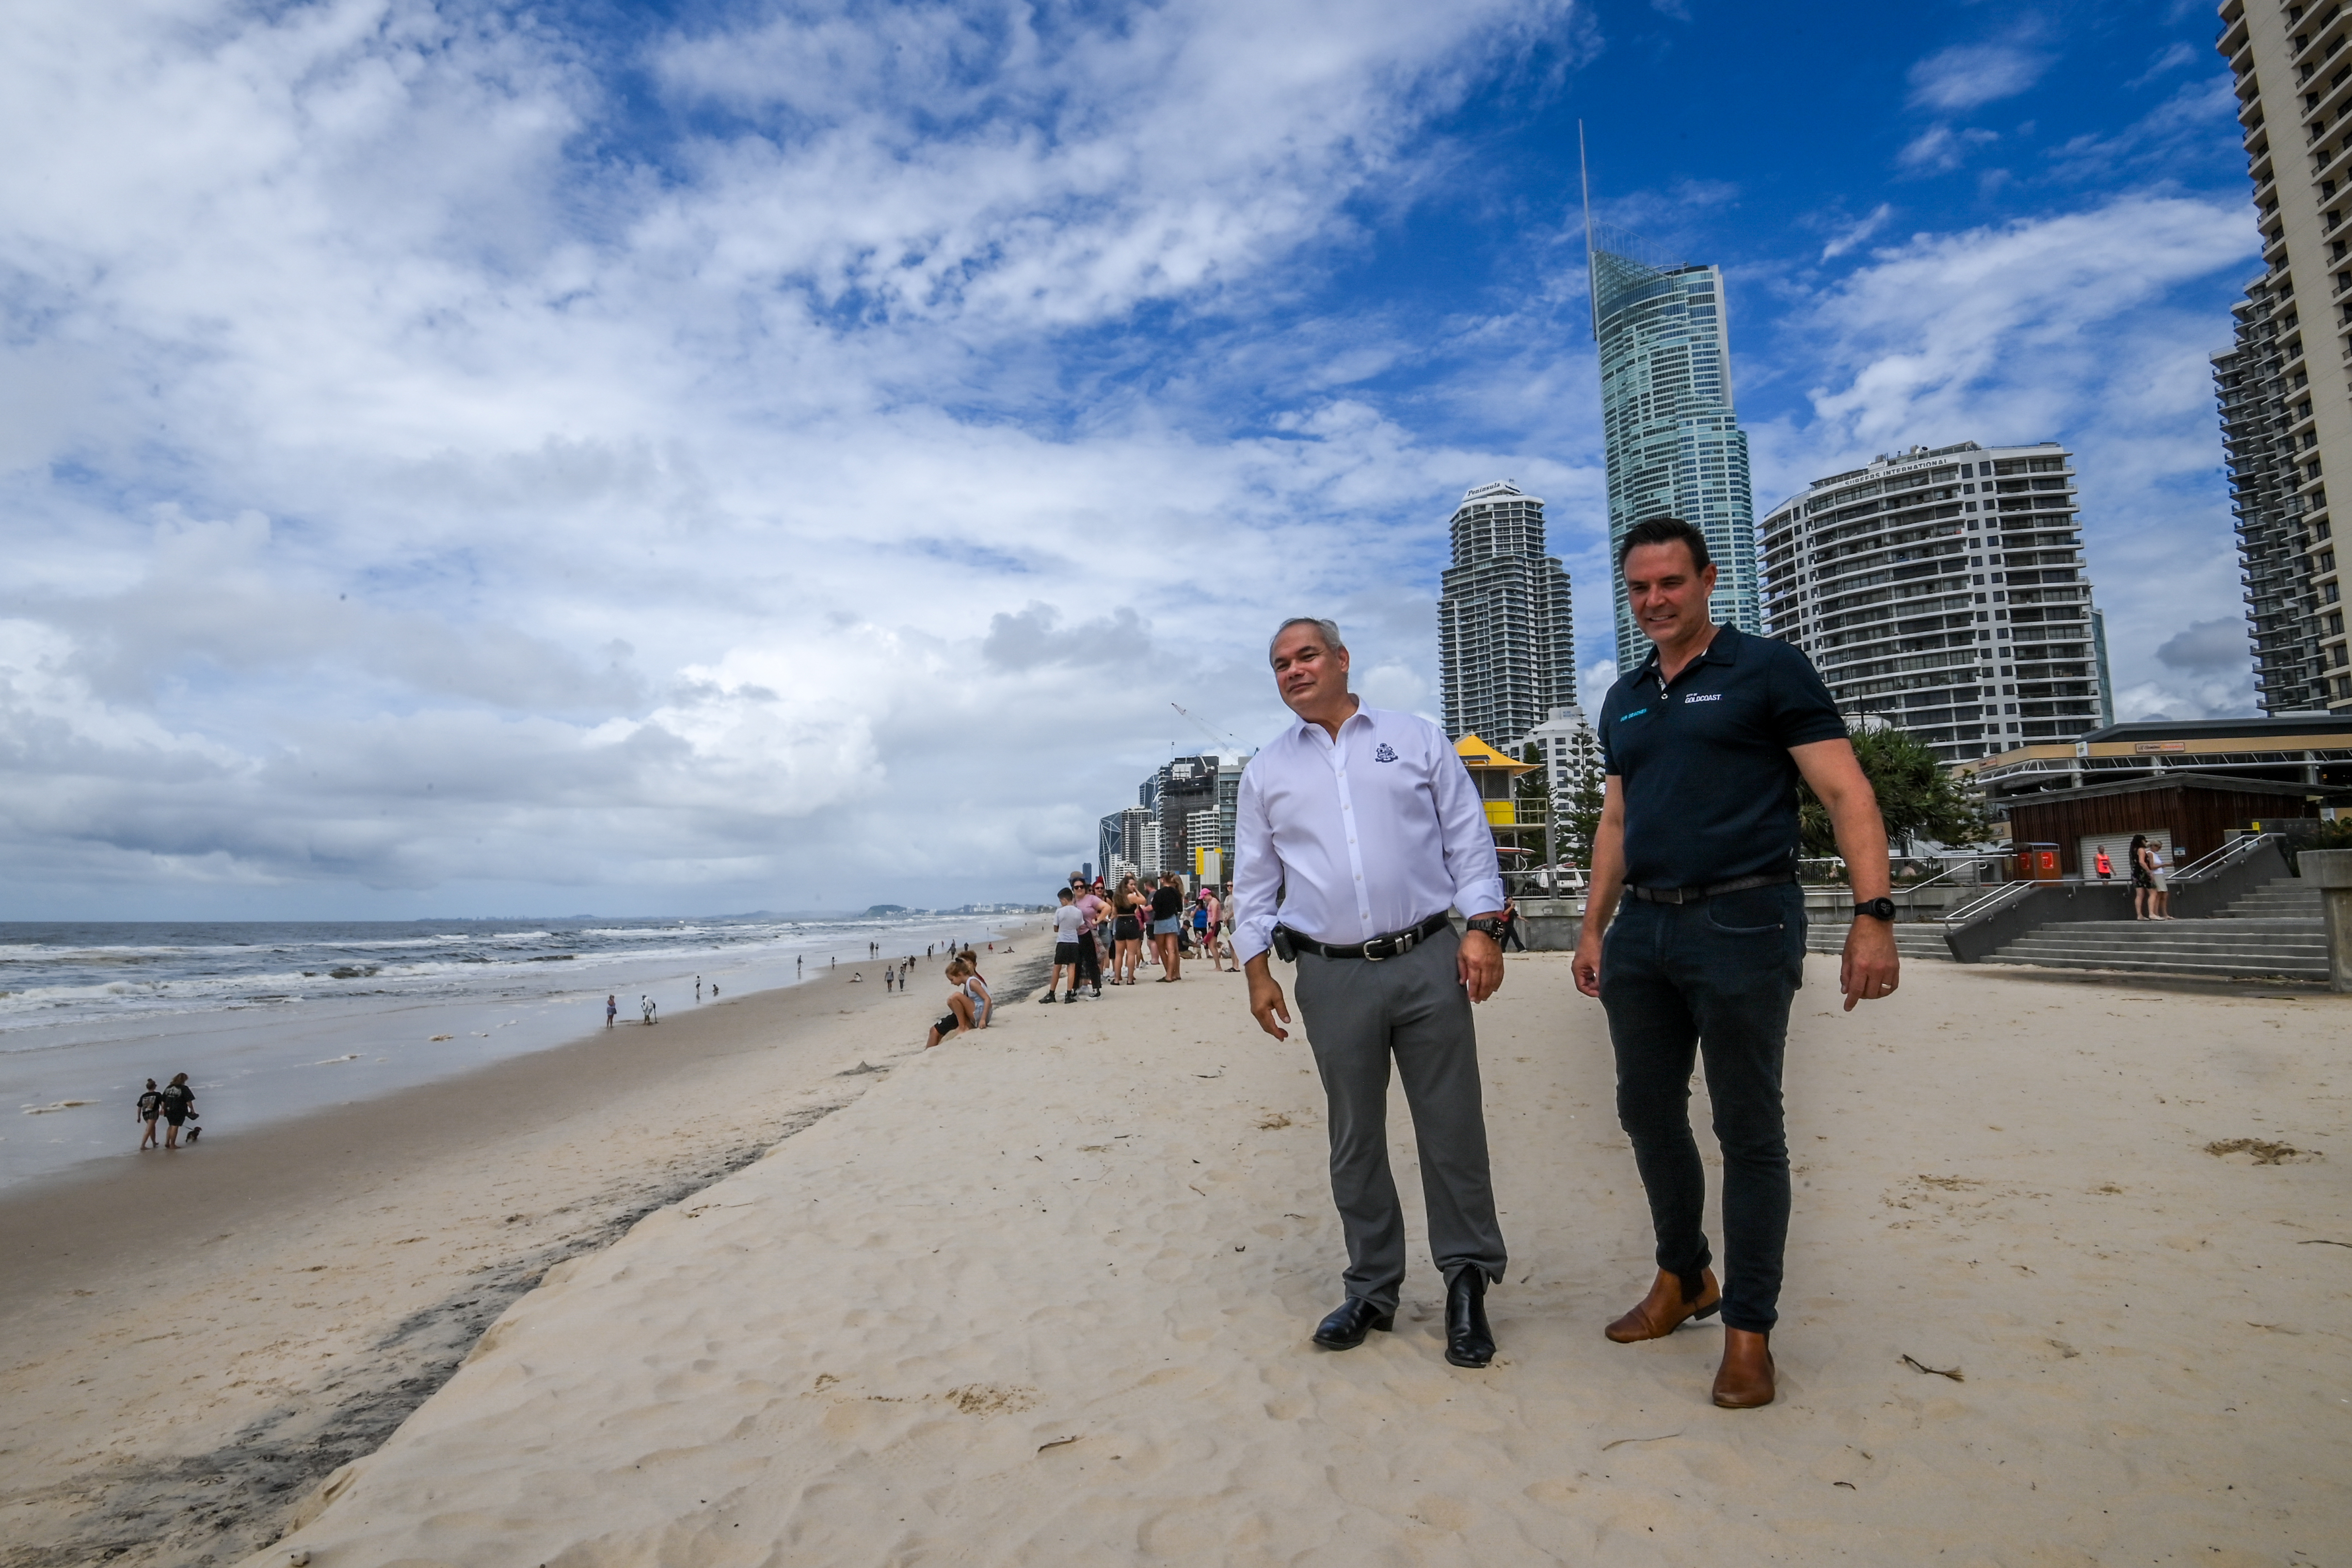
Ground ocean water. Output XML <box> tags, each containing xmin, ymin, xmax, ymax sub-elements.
<box><xmin>0</xmin><ymin>913</ymin><xmax>1016</xmax><ymax>1193</ymax></box>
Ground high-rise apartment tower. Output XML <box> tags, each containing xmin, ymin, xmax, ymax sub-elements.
<box><xmin>1760</xmin><ymin>441</ymin><xmax>2111</xmax><ymax>763</ymax></box>
<box><xmin>2217</xmin><ymin>0</ymin><xmax>2351</xmax><ymax>711</ymax></box>
<box><xmin>1436</xmin><ymin>481</ymin><xmax>1576</xmax><ymax>751</ymax></box>
<box><xmin>1586</xmin><ymin>225</ymin><xmax>1760</xmax><ymax>667</ymax></box>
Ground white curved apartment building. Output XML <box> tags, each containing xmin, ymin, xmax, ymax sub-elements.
<box><xmin>1760</xmin><ymin>441</ymin><xmax>2113</xmax><ymax>765</ymax></box>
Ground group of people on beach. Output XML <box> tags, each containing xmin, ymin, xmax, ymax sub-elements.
<box><xmin>1040</xmin><ymin>871</ymin><xmax>1233</xmax><ymax>1004</ymax></box>
<box><xmin>134</xmin><ymin>1074</ymin><xmax>197</xmax><ymax>1150</ymax></box>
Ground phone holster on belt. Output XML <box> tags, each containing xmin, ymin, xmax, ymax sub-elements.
<box><xmin>1270</xmin><ymin>926</ymin><xmax>1296</xmax><ymax>963</ymax></box>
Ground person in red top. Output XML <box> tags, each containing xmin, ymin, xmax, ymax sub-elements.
<box><xmin>2094</xmin><ymin>847</ymin><xmax>2113</xmax><ymax>881</ymax></box>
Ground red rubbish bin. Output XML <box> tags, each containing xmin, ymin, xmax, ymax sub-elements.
<box><xmin>2013</xmin><ymin>843</ymin><xmax>2061</xmax><ymax>883</ymax></box>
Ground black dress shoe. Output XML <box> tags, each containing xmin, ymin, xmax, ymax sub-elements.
<box><xmin>1444</xmin><ymin>1267</ymin><xmax>1495</xmax><ymax>1368</ymax></box>
<box><xmin>1312</xmin><ymin>1297</ymin><xmax>1395</xmax><ymax>1350</ymax></box>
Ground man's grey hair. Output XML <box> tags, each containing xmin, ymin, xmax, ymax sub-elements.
<box><xmin>1268</xmin><ymin>617</ymin><xmax>1346</xmax><ymax>664</ymax></box>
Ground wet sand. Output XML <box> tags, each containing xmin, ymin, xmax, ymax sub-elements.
<box><xmin>238</xmin><ymin>951</ymin><xmax>2352</xmax><ymax>1566</ymax></box>
<box><xmin>0</xmin><ymin>941</ymin><xmax>1038</xmax><ymax>1568</ymax></box>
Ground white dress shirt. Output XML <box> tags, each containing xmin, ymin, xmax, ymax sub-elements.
<box><xmin>1230</xmin><ymin>703</ymin><xmax>1506</xmax><ymax>963</ymax></box>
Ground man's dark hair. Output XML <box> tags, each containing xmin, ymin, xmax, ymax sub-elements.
<box><xmin>1617</xmin><ymin>516</ymin><xmax>1712</xmax><ymax>574</ymax></box>
<box><xmin>1058</xmin><ymin>887</ymin><xmax>1074</xmax><ymax>901</ymax></box>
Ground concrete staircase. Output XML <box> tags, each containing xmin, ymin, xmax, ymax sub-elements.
<box><xmin>1975</xmin><ymin>873</ymin><xmax>2328</xmax><ymax>980</ymax></box>
<box><xmin>1804</xmin><ymin>923</ymin><xmax>1958</xmax><ymax>961</ymax></box>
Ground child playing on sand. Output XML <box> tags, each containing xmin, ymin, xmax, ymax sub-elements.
<box><xmin>927</xmin><ymin>960</ymin><xmax>979</xmax><ymax>1047</ymax></box>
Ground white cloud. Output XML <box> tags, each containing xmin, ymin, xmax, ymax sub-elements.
<box><xmin>1820</xmin><ymin>203</ymin><xmax>1893</xmax><ymax>260</ymax></box>
<box><xmin>1763</xmin><ymin>194</ymin><xmax>2260</xmax><ymax>721</ymax></box>
<box><xmin>1906</xmin><ymin>43</ymin><xmax>2051</xmax><ymax>112</ymax></box>
<box><xmin>1898</xmin><ymin>123</ymin><xmax>2000</xmax><ymax>174</ymax></box>
<box><xmin>2129</xmin><ymin>40</ymin><xmax>2201</xmax><ymax>88</ymax></box>
<box><xmin>0</xmin><ymin>0</ymin><xmax>1593</xmax><ymax>913</ymax></box>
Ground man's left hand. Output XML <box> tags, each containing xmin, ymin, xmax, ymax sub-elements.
<box><xmin>1458</xmin><ymin>926</ymin><xmax>1504</xmax><ymax>1002</ymax></box>
<box><xmin>1839</xmin><ymin>918</ymin><xmax>1900</xmax><ymax>1012</ymax></box>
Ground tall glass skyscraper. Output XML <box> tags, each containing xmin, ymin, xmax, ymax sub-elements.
<box><xmin>1587</xmin><ymin>226</ymin><xmax>1760</xmax><ymax>667</ymax></box>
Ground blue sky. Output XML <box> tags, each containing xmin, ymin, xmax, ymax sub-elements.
<box><xmin>0</xmin><ymin>0</ymin><xmax>2266</xmax><ymax>916</ymax></box>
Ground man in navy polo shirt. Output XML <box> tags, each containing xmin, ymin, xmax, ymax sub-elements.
<box><xmin>1573</xmin><ymin>517</ymin><xmax>1900</xmax><ymax>1409</ymax></box>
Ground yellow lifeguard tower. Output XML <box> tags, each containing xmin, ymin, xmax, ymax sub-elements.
<box><xmin>1453</xmin><ymin>735</ymin><xmax>1551</xmax><ymax>883</ymax></box>
<box><xmin>1454</xmin><ymin>734</ymin><xmax>1536</xmax><ymax>825</ymax></box>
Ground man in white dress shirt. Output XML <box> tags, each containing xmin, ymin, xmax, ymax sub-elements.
<box><xmin>1232</xmin><ymin>617</ymin><xmax>1511</xmax><ymax>1368</ymax></box>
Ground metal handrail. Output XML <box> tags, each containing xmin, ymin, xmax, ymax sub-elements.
<box><xmin>1798</xmin><ymin>852</ymin><xmax>2008</xmax><ymax>893</ymax></box>
<box><xmin>2172</xmin><ymin>832</ymin><xmax>2278</xmax><ymax>882</ymax></box>
<box><xmin>1887</xmin><ymin>853</ymin><xmax>2011</xmax><ymax>896</ymax></box>
<box><xmin>1938</xmin><ymin>879</ymin><xmax>2035</xmax><ymax>928</ymax></box>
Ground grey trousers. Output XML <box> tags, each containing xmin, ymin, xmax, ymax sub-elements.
<box><xmin>1290</xmin><ymin>925</ymin><xmax>1507</xmax><ymax>1312</ymax></box>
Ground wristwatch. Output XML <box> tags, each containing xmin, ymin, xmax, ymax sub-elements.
<box><xmin>1465</xmin><ymin>916</ymin><xmax>1507</xmax><ymax>940</ymax></box>
<box><xmin>1852</xmin><ymin>897</ymin><xmax>1896</xmax><ymax>921</ymax></box>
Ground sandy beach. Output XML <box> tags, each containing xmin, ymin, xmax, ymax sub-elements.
<box><xmin>148</xmin><ymin>947</ymin><xmax>2352</xmax><ymax>1567</ymax></box>
<box><xmin>0</xmin><ymin>942</ymin><xmax>1037</xmax><ymax>1568</ymax></box>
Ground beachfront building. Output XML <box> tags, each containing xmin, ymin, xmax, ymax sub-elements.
<box><xmin>1588</xmin><ymin>225</ymin><xmax>1760</xmax><ymax>667</ymax></box>
<box><xmin>2217</xmin><ymin>1</ymin><xmax>2352</xmax><ymax>713</ymax></box>
<box><xmin>1760</xmin><ymin>441</ymin><xmax>2111</xmax><ymax>765</ymax></box>
<box><xmin>1523</xmin><ymin>703</ymin><xmax>1602</xmax><ymax>809</ymax></box>
<box><xmin>1436</xmin><ymin>481</ymin><xmax>1576</xmax><ymax>752</ymax></box>
<box><xmin>1958</xmin><ymin>711</ymin><xmax>2352</xmax><ymax>872</ymax></box>
<box><xmin>1132</xmin><ymin>753</ymin><xmax>1249</xmax><ymax>886</ymax></box>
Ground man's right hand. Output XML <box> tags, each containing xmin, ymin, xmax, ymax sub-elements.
<box><xmin>1572</xmin><ymin>930</ymin><xmax>1603</xmax><ymax>998</ymax></box>
<box><xmin>1244</xmin><ymin>955</ymin><xmax>1291</xmax><ymax>1040</ymax></box>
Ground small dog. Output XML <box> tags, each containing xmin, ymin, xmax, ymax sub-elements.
<box><xmin>184</xmin><ymin>1113</ymin><xmax>201</xmax><ymax>1144</ymax></box>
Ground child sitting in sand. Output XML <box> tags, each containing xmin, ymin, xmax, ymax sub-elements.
<box><xmin>927</xmin><ymin>960</ymin><xmax>980</xmax><ymax>1048</ymax></box>
<box><xmin>957</xmin><ymin>952</ymin><xmax>992</xmax><ymax>1028</ymax></box>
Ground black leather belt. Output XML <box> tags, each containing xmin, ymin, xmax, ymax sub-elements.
<box><xmin>1625</xmin><ymin>871</ymin><xmax>1794</xmax><ymax>906</ymax></box>
<box><xmin>1276</xmin><ymin>912</ymin><xmax>1452</xmax><ymax>962</ymax></box>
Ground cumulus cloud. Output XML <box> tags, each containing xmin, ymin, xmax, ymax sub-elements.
<box><xmin>1759</xmin><ymin>194</ymin><xmax>2259</xmax><ymax>721</ymax></box>
<box><xmin>0</xmin><ymin>0</ymin><xmax>1591</xmax><ymax>914</ymax></box>
<box><xmin>2156</xmin><ymin>617</ymin><xmax>2251</xmax><ymax>672</ymax></box>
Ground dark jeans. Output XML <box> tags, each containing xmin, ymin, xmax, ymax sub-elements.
<box><xmin>1598</xmin><ymin>881</ymin><xmax>1804</xmax><ymax>1334</ymax></box>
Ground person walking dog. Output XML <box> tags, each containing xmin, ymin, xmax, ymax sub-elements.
<box><xmin>1232</xmin><ymin>617</ymin><xmax>1510</xmax><ymax>1370</ymax></box>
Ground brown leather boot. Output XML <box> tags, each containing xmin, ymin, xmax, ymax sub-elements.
<box><xmin>1712</xmin><ymin>1327</ymin><xmax>1775</xmax><ymax>1408</ymax></box>
<box><xmin>1604</xmin><ymin>1267</ymin><xmax>1722</xmax><ymax>1343</ymax></box>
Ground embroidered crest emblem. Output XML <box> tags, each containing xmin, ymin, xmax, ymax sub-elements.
<box><xmin>1373</xmin><ymin>743</ymin><xmax>1398</xmax><ymax>763</ymax></box>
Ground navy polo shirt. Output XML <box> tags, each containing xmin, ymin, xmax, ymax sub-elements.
<box><xmin>1596</xmin><ymin>624</ymin><xmax>1847</xmax><ymax>890</ymax></box>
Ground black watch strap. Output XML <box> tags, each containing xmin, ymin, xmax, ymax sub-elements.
<box><xmin>1852</xmin><ymin>896</ymin><xmax>1896</xmax><ymax>921</ymax></box>
<box><xmin>1465</xmin><ymin>916</ymin><xmax>1507</xmax><ymax>938</ymax></box>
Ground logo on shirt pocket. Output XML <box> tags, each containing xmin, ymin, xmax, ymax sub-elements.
<box><xmin>1373</xmin><ymin>743</ymin><xmax>1398</xmax><ymax>762</ymax></box>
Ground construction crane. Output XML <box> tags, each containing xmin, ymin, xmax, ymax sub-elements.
<box><xmin>1169</xmin><ymin>701</ymin><xmax>1241</xmax><ymax>755</ymax></box>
